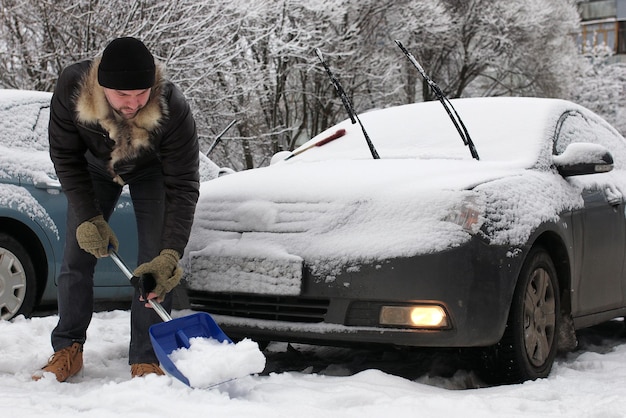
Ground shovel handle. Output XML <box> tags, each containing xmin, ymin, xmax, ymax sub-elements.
<box><xmin>109</xmin><ymin>250</ymin><xmax>173</xmax><ymax>322</ymax></box>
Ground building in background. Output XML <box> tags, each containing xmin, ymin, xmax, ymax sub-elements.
<box><xmin>577</xmin><ymin>0</ymin><xmax>626</xmax><ymax>62</ymax></box>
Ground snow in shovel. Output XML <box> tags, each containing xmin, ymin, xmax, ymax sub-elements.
<box><xmin>168</xmin><ymin>336</ymin><xmax>266</xmax><ymax>388</ymax></box>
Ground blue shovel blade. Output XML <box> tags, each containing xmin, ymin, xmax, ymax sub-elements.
<box><xmin>149</xmin><ymin>312</ymin><xmax>233</xmax><ymax>386</ymax></box>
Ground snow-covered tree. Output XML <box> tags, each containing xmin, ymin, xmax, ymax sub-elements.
<box><xmin>568</xmin><ymin>45</ymin><xmax>626</xmax><ymax>135</ymax></box>
<box><xmin>390</xmin><ymin>0</ymin><xmax>581</xmax><ymax>100</ymax></box>
<box><xmin>1</xmin><ymin>0</ymin><xmax>621</xmax><ymax>169</ymax></box>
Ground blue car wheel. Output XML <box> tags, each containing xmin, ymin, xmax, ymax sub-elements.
<box><xmin>0</xmin><ymin>233</ymin><xmax>37</xmax><ymax>320</ymax></box>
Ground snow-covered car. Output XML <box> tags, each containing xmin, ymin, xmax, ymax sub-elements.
<box><xmin>0</xmin><ymin>89</ymin><xmax>222</xmax><ymax>321</ymax></box>
<box><xmin>183</xmin><ymin>96</ymin><xmax>626</xmax><ymax>384</ymax></box>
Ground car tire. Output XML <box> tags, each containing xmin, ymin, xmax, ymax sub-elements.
<box><xmin>478</xmin><ymin>246</ymin><xmax>560</xmax><ymax>384</ymax></box>
<box><xmin>0</xmin><ymin>233</ymin><xmax>37</xmax><ymax>320</ymax></box>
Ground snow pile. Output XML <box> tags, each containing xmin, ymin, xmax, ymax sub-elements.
<box><xmin>168</xmin><ymin>336</ymin><xmax>266</xmax><ymax>388</ymax></box>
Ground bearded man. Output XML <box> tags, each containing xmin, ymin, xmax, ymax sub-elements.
<box><xmin>34</xmin><ymin>37</ymin><xmax>200</xmax><ymax>382</ymax></box>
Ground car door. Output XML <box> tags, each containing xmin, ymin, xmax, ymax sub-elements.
<box><xmin>574</xmin><ymin>187</ymin><xmax>625</xmax><ymax>314</ymax></box>
<box><xmin>554</xmin><ymin>110</ymin><xmax>626</xmax><ymax>315</ymax></box>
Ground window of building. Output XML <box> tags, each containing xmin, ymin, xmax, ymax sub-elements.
<box><xmin>619</xmin><ymin>21</ymin><xmax>626</xmax><ymax>54</ymax></box>
<box><xmin>579</xmin><ymin>20</ymin><xmax>619</xmax><ymax>52</ymax></box>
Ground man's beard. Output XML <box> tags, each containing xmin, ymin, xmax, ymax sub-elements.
<box><xmin>114</xmin><ymin>106</ymin><xmax>141</xmax><ymax>119</ymax></box>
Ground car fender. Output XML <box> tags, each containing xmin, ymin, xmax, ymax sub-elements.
<box><xmin>497</xmin><ymin>216</ymin><xmax>575</xmax><ymax>323</ymax></box>
<box><xmin>463</xmin><ymin>217</ymin><xmax>573</xmax><ymax>346</ymax></box>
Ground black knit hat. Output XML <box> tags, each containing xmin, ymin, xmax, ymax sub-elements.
<box><xmin>98</xmin><ymin>37</ymin><xmax>155</xmax><ymax>90</ymax></box>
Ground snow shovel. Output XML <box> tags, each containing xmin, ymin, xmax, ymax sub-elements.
<box><xmin>109</xmin><ymin>250</ymin><xmax>232</xmax><ymax>386</ymax></box>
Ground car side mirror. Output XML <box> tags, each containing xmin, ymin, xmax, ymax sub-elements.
<box><xmin>553</xmin><ymin>143</ymin><xmax>614</xmax><ymax>177</ymax></box>
<box><xmin>270</xmin><ymin>151</ymin><xmax>292</xmax><ymax>165</ymax></box>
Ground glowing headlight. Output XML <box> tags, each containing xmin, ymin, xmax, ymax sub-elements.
<box><xmin>379</xmin><ymin>305</ymin><xmax>448</xmax><ymax>328</ymax></box>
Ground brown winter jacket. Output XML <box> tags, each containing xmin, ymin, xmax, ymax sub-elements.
<box><xmin>48</xmin><ymin>59</ymin><xmax>200</xmax><ymax>255</ymax></box>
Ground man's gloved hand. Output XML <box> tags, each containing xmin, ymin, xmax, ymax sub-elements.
<box><xmin>76</xmin><ymin>215</ymin><xmax>119</xmax><ymax>258</ymax></box>
<box><xmin>133</xmin><ymin>249</ymin><xmax>182</xmax><ymax>300</ymax></box>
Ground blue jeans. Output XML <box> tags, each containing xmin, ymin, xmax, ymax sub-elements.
<box><xmin>51</xmin><ymin>159</ymin><xmax>172</xmax><ymax>365</ymax></box>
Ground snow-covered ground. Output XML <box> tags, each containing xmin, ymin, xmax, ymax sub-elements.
<box><xmin>2</xmin><ymin>309</ymin><xmax>626</xmax><ymax>417</ymax></box>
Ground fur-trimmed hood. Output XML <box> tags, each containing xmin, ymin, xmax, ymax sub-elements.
<box><xmin>74</xmin><ymin>58</ymin><xmax>168</xmax><ymax>183</ymax></box>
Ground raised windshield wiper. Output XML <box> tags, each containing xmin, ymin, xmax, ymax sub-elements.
<box><xmin>315</xmin><ymin>48</ymin><xmax>380</xmax><ymax>159</ymax></box>
<box><xmin>395</xmin><ymin>40</ymin><xmax>479</xmax><ymax>161</ymax></box>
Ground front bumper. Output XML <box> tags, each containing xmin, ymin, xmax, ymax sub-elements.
<box><xmin>186</xmin><ymin>239</ymin><xmax>524</xmax><ymax>348</ymax></box>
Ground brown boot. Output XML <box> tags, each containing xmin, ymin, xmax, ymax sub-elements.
<box><xmin>33</xmin><ymin>342</ymin><xmax>83</xmax><ymax>382</ymax></box>
<box><xmin>131</xmin><ymin>363</ymin><xmax>165</xmax><ymax>378</ymax></box>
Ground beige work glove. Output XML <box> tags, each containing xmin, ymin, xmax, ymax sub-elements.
<box><xmin>76</xmin><ymin>215</ymin><xmax>119</xmax><ymax>258</ymax></box>
<box><xmin>133</xmin><ymin>249</ymin><xmax>183</xmax><ymax>300</ymax></box>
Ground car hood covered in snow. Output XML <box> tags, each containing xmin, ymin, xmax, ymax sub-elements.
<box><xmin>187</xmin><ymin>157</ymin><xmax>576</xmax><ymax>266</ymax></box>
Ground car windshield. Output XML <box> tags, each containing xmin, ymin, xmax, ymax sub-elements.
<box><xmin>293</xmin><ymin>97</ymin><xmax>562</xmax><ymax>169</ymax></box>
<box><xmin>0</xmin><ymin>90</ymin><xmax>56</xmax><ymax>182</ymax></box>
<box><xmin>0</xmin><ymin>90</ymin><xmax>51</xmax><ymax>150</ymax></box>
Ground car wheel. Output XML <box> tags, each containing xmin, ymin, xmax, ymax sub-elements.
<box><xmin>478</xmin><ymin>246</ymin><xmax>560</xmax><ymax>384</ymax></box>
<box><xmin>0</xmin><ymin>233</ymin><xmax>37</xmax><ymax>320</ymax></box>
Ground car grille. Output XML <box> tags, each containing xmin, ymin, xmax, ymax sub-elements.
<box><xmin>187</xmin><ymin>291</ymin><xmax>330</xmax><ymax>323</ymax></box>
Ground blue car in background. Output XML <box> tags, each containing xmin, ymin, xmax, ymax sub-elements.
<box><xmin>0</xmin><ymin>89</ymin><xmax>222</xmax><ymax>320</ymax></box>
